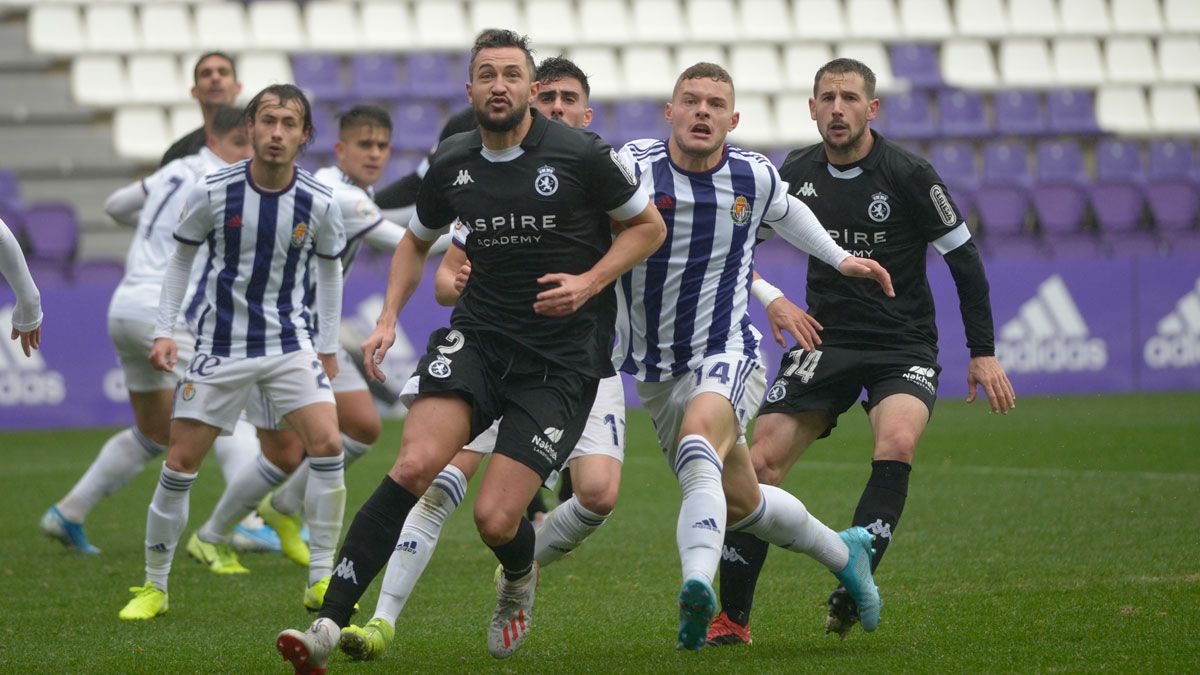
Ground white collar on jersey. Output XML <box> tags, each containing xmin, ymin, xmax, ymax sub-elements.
<box><xmin>825</xmin><ymin>163</ymin><xmax>864</xmax><ymax>179</ymax></box>
<box><xmin>480</xmin><ymin>144</ymin><xmax>524</xmax><ymax>163</ymax></box>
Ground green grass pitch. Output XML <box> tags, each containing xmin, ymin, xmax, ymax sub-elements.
<box><xmin>2</xmin><ymin>393</ymin><xmax>1198</xmax><ymax>672</ymax></box>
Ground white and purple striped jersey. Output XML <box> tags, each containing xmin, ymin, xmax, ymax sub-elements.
<box><xmin>314</xmin><ymin>166</ymin><xmax>384</xmax><ymax>276</ymax></box>
<box><xmin>174</xmin><ymin>161</ymin><xmax>345</xmax><ymax>358</ymax></box>
<box><xmin>616</xmin><ymin>139</ymin><xmax>789</xmax><ymax>382</ymax></box>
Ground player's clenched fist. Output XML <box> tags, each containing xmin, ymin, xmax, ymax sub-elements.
<box><xmin>148</xmin><ymin>337</ymin><xmax>177</xmax><ymax>373</ymax></box>
<box><xmin>361</xmin><ymin>324</ymin><xmax>396</xmax><ymax>383</ymax></box>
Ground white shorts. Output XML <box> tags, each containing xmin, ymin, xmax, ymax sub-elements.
<box><xmin>108</xmin><ymin>317</ymin><xmax>193</xmax><ymax>393</ymax></box>
<box><xmin>635</xmin><ymin>351</ymin><xmax>766</xmax><ymax>462</ymax></box>
<box><xmin>464</xmin><ymin>374</ymin><xmax>626</xmax><ymax>465</ymax></box>
<box><xmin>243</xmin><ymin>348</ymin><xmax>367</xmax><ymax>430</ymax></box>
<box><xmin>173</xmin><ymin>349</ymin><xmax>336</xmax><ymax>434</ymax></box>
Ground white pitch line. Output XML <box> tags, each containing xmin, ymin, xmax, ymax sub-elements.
<box><xmin>796</xmin><ymin>460</ymin><xmax>1200</xmax><ymax>483</ymax></box>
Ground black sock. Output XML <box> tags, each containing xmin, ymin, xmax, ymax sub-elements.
<box><xmin>557</xmin><ymin>467</ymin><xmax>574</xmax><ymax>503</ymax></box>
<box><xmin>525</xmin><ymin>490</ymin><xmax>548</xmax><ymax>521</ymax></box>
<box><xmin>851</xmin><ymin>459</ymin><xmax>911</xmax><ymax>572</ymax></box>
<box><xmin>318</xmin><ymin>475</ymin><xmax>419</xmax><ymax>626</ymax></box>
<box><xmin>717</xmin><ymin>530</ymin><xmax>771</xmax><ymax>627</ymax></box>
<box><xmin>490</xmin><ymin>517</ymin><xmax>536</xmax><ymax>581</ymax></box>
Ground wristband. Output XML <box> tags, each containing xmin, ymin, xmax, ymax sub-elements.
<box><xmin>751</xmin><ymin>278</ymin><xmax>785</xmax><ymax>308</ymax></box>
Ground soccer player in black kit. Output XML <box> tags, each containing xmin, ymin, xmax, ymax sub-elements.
<box><xmin>707</xmin><ymin>58</ymin><xmax>1017</xmax><ymax>645</ymax></box>
<box><xmin>276</xmin><ymin>30</ymin><xmax>665</xmax><ymax>669</ymax></box>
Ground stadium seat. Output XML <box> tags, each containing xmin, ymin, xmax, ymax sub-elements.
<box><xmin>846</xmin><ymin>0</ymin><xmax>901</xmax><ymax>39</ymax></box>
<box><xmin>237</xmin><ymin>53</ymin><xmax>293</xmax><ymax>103</ymax></box>
<box><xmin>71</xmin><ymin>55</ymin><xmax>127</xmax><ymax>107</ymax></box>
<box><xmin>113</xmin><ymin>107</ymin><xmax>169</xmax><ymax>162</ymax></box>
<box><xmin>350</xmin><ymin>54</ymin><xmax>404</xmax><ymax>100</ymax></box>
<box><xmin>1146</xmin><ymin>140</ymin><xmax>1200</xmax><ymax>231</ymax></box>
<box><xmin>685</xmin><ymin>0</ymin><xmax>739</xmax><ymax>43</ymax></box>
<box><xmin>1150</xmin><ymin>86</ymin><xmax>1200</xmax><ymax>134</ymax></box>
<box><xmin>248</xmin><ymin>1</ymin><xmax>304</xmax><ymax>51</ymax></box>
<box><xmin>412</xmin><ymin>0</ymin><xmax>468</xmax><ymax>49</ymax></box>
<box><xmin>729</xmin><ymin>95</ymin><xmax>775</xmax><ymax>149</ymax></box>
<box><xmin>195</xmin><ymin>3</ymin><xmax>249</xmax><ymax>52</ymax></box>
<box><xmin>293</xmin><ymin>54</ymin><xmax>347</xmax><ymax>104</ymax></box>
<box><xmin>783</xmin><ymin>43</ymin><xmax>834</xmax><ymax>91</ymax></box>
<box><xmin>622</xmin><ymin>46</ymin><xmax>673</xmax><ymax>98</ymax></box>
<box><xmin>567</xmin><ymin>47</ymin><xmax>623</xmax><ymax>99</ymax></box>
<box><xmin>304</xmin><ymin>1</ymin><xmax>362</xmax><ymax>52</ymax></box>
<box><xmin>140</xmin><ymin>5</ymin><xmax>195</xmax><ymax>53</ymax></box>
<box><xmin>739</xmin><ymin>0</ymin><xmax>792</xmax><ymax>43</ymax></box>
<box><xmin>981</xmin><ymin>235</ymin><xmax>1044</xmax><ymax>260</ymax></box>
<box><xmin>85</xmin><ymin>4</ymin><xmax>138</xmax><ymax>53</ymax></box>
<box><xmin>25</xmin><ymin>258</ymin><xmax>70</xmax><ymax>286</ymax></box>
<box><xmin>836</xmin><ymin>42</ymin><xmax>899</xmax><ymax>93</ymax></box>
<box><xmin>1047</xmin><ymin>89</ymin><xmax>1100</xmax><ymax>134</ymax></box>
<box><xmin>1090</xmin><ymin>139</ymin><xmax>1146</xmax><ymax>234</ymax></box>
<box><xmin>1103</xmin><ymin>231</ymin><xmax>1162</xmax><ymax>258</ymax></box>
<box><xmin>308</xmin><ymin>105</ymin><xmax>338</xmax><ymax>154</ymax></box>
<box><xmin>975</xmin><ymin>140</ymin><xmax>1032</xmax><ymax>237</ymax></box>
<box><xmin>884</xmin><ymin>91</ymin><xmax>936</xmax><ymax>139</ymax></box>
<box><xmin>405</xmin><ymin>53</ymin><xmax>465</xmax><ymax>101</ymax></box>
<box><xmin>1164</xmin><ymin>0</ymin><xmax>1200</xmax><ymax>34</ymax></box>
<box><xmin>578</xmin><ymin>0</ymin><xmax>631</xmax><ymax>45</ymax></box>
<box><xmin>1110</xmin><ymin>0</ymin><xmax>1164</xmax><ymax>34</ymax></box>
<box><xmin>1157</xmin><ymin>37</ymin><xmax>1200</xmax><ymax>84</ymax></box>
<box><xmin>23</xmin><ymin>202</ymin><xmax>79</xmax><ymax>264</ymax></box>
<box><xmin>632</xmin><ymin>0</ymin><xmax>685</xmax><ymax>44</ymax></box>
<box><xmin>929</xmin><ymin>140</ymin><xmax>980</xmax><ymax>192</ymax></box>
<box><xmin>890</xmin><ymin>43</ymin><xmax>943</xmax><ymax>89</ymax></box>
<box><xmin>994</xmin><ymin>90</ymin><xmax>1047</xmax><ymax>135</ymax></box>
<box><xmin>1031</xmin><ymin>140</ymin><xmax>1088</xmax><ymax>235</ymax></box>
<box><xmin>359</xmin><ymin>1</ymin><xmax>413</xmax><ymax>50</ymax></box>
<box><xmin>168</xmin><ymin>104</ymin><xmax>202</xmax><ymax>142</ymax></box>
<box><xmin>391</xmin><ymin>101</ymin><xmax>444</xmax><ymax>151</ymax></box>
<box><xmin>611</xmin><ymin>100</ymin><xmax>666</xmax><ymax>147</ymax></box>
<box><xmin>1096</xmin><ymin>85</ymin><xmax>1151</xmax><ymax>135</ymax></box>
<box><xmin>1058</xmin><ymin>0</ymin><xmax>1111</xmax><ymax>36</ymax></box>
<box><xmin>954</xmin><ymin>0</ymin><xmax>1008</xmax><ymax>39</ymax></box>
<box><xmin>469</xmin><ymin>2</ymin><xmax>527</xmax><ymax>42</ymax></box>
<box><xmin>1000</xmin><ymin>39</ymin><xmax>1054</xmax><ymax>88</ymax></box>
<box><xmin>74</xmin><ymin>260</ymin><xmax>124</xmax><ymax>285</ymax></box>
<box><xmin>794</xmin><ymin>0</ymin><xmax>848</xmax><ymax>41</ymax></box>
<box><xmin>1105</xmin><ymin>38</ymin><xmax>1159</xmax><ymax>85</ymax></box>
<box><xmin>128</xmin><ymin>54</ymin><xmax>184</xmax><ymax>105</ymax></box>
<box><xmin>1007</xmin><ymin>0</ymin><xmax>1061</xmax><ymax>37</ymax></box>
<box><xmin>29</xmin><ymin>5</ymin><xmax>84</xmax><ymax>55</ymax></box>
<box><xmin>940</xmin><ymin>40</ymin><xmax>999</xmax><ymax>89</ymax></box>
<box><xmin>730</xmin><ymin>45</ymin><xmax>784</xmax><ymax>94</ymax></box>
<box><xmin>676</xmin><ymin>45</ymin><xmax>729</xmax><ymax>77</ymax></box>
<box><xmin>898</xmin><ymin>0</ymin><xmax>954</xmax><ymax>40</ymax></box>
<box><xmin>525</xmin><ymin>0</ymin><xmax>580</xmax><ymax>48</ymax></box>
<box><xmin>773</xmin><ymin>94</ymin><xmax>823</xmax><ymax>146</ymax></box>
<box><xmin>939</xmin><ymin>90</ymin><xmax>990</xmax><ymax>137</ymax></box>
<box><xmin>1052</xmin><ymin>38</ymin><xmax>1105</xmax><ymax>88</ymax></box>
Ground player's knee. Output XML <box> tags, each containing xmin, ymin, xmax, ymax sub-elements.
<box><xmin>473</xmin><ymin>507</ymin><xmax>518</xmax><ymax>546</ymax></box>
<box><xmin>341</xmin><ymin>415</ymin><xmax>382</xmax><ymax>447</ymax></box>
<box><xmin>751</xmin><ymin>452</ymin><xmax>787</xmax><ymax>486</ymax></box>
<box><xmin>874</xmin><ymin>430</ymin><xmax>918</xmax><ymax>462</ymax></box>
<box><xmin>573</xmin><ymin>481</ymin><xmax>617</xmax><ymax>516</ymax></box>
<box><xmin>389</xmin><ymin>454</ymin><xmax>440</xmax><ymax>495</ymax></box>
<box><xmin>305</xmin><ymin>431</ymin><xmax>343</xmax><ymax>459</ymax></box>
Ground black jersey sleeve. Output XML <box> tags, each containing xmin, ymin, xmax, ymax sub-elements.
<box><xmin>374</xmin><ymin>172</ymin><xmax>423</xmax><ymax>209</ymax></box>
<box><xmin>943</xmin><ymin>240</ymin><xmax>996</xmax><ymax>357</ymax></box>
<box><xmin>902</xmin><ymin>161</ymin><xmax>966</xmax><ymax>243</ymax></box>
<box><xmin>410</xmin><ymin>160</ymin><xmax>456</xmax><ymax>241</ymax></box>
<box><xmin>584</xmin><ymin>134</ymin><xmax>644</xmax><ymax>218</ymax></box>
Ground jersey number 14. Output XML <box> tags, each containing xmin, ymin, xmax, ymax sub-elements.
<box><xmin>783</xmin><ymin>349</ymin><xmax>823</xmax><ymax>384</ymax></box>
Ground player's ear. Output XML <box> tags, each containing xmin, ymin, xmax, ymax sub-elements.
<box><xmin>333</xmin><ymin>139</ymin><xmax>344</xmax><ymax>160</ymax></box>
<box><xmin>664</xmin><ymin>102</ymin><xmax>673</xmax><ymax>123</ymax></box>
<box><xmin>729</xmin><ymin>110</ymin><xmax>740</xmax><ymax>132</ymax></box>
<box><xmin>809</xmin><ymin>97</ymin><xmax>817</xmax><ymax>121</ymax></box>
<box><xmin>233</xmin><ymin>81</ymin><xmax>243</xmax><ymax>99</ymax></box>
<box><xmin>191</xmin><ymin>83</ymin><xmax>201</xmax><ymax>102</ymax></box>
<box><xmin>582</xmin><ymin>107</ymin><xmax>593</xmax><ymax>129</ymax></box>
<box><xmin>867</xmin><ymin>97</ymin><xmax>880</xmax><ymax>121</ymax></box>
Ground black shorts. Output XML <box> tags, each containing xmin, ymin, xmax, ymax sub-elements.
<box><xmin>757</xmin><ymin>345</ymin><xmax>939</xmax><ymax>439</ymax></box>
<box><xmin>410</xmin><ymin>327</ymin><xmax>599</xmax><ymax>480</ymax></box>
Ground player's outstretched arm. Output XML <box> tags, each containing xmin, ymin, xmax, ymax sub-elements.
<box><xmin>0</xmin><ymin>217</ymin><xmax>42</xmax><ymax>357</ymax></box>
<box><xmin>534</xmin><ymin>202</ymin><xmax>666</xmax><ymax>317</ymax></box>
<box><xmin>433</xmin><ymin>242</ymin><xmax>470</xmax><ymax>307</ymax></box>
<box><xmin>837</xmin><ymin>256</ymin><xmax>895</xmax><ymax>297</ymax></box>
<box><xmin>103</xmin><ymin>181</ymin><xmax>147</xmax><ymax>227</ymax></box>
<box><xmin>769</xmin><ymin>194</ymin><xmax>895</xmax><ymax>297</ymax></box>
<box><xmin>363</xmin><ymin>230</ymin><xmax>435</xmax><ymax>382</ymax></box>
<box><xmin>750</xmin><ymin>270</ymin><xmax>824</xmax><ymax>350</ymax></box>
<box><xmin>966</xmin><ymin>355</ymin><xmax>1016</xmax><ymax>414</ymax></box>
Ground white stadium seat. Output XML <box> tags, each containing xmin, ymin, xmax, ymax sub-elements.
<box><xmin>1150</xmin><ymin>85</ymin><xmax>1200</xmax><ymax>134</ymax></box>
<box><xmin>578</xmin><ymin>0</ymin><xmax>631</xmax><ymax>45</ymax></box>
<box><xmin>794</xmin><ymin>0</ymin><xmax>847</xmax><ymax>41</ymax></box>
<box><xmin>1110</xmin><ymin>0</ymin><xmax>1163</xmax><ymax>35</ymax></box>
<box><xmin>566</xmin><ymin>46</ymin><xmax>623</xmax><ymax>99</ymax></box>
<box><xmin>140</xmin><ymin>5</ymin><xmax>195</xmax><ymax>53</ymax></box>
<box><xmin>622</xmin><ymin>46</ymin><xmax>674</xmax><ymax>97</ymax></box>
<box><xmin>1096</xmin><ymin>85</ymin><xmax>1151</xmax><ymax>135</ymax></box>
<box><xmin>999</xmin><ymin>39</ymin><xmax>1054</xmax><ymax>88</ymax></box>
<box><xmin>783</xmin><ymin>43</ymin><xmax>834</xmax><ymax>91</ymax></box>
<box><xmin>730</xmin><ymin>44</ymin><xmax>784</xmax><ymax>94</ymax></box>
<box><xmin>728</xmin><ymin>94</ymin><xmax>774</xmax><ymax>148</ymax></box>
<box><xmin>248</xmin><ymin>1</ymin><xmax>305</xmax><ymax>51</ymax></box>
<box><xmin>1007</xmin><ymin>0</ymin><xmax>1060</xmax><ymax>37</ymax></box>
<box><xmin>1058</xmin><ymin>0</ymin><xmax>1110</xmax><ymax>36</ymax></box>
<box><xmin>29</xmin><ymin>4</ymin><xmax>84</xmax><ymax>54</ymax></box>
<box><xmin>940</xmin><ymin>39</ymin><xmax>999</xmax><ymax>89</ymax></box>
<box><xmin>128</xmin><ymin>54</ymin><xmax>184</xmax><ymax>105</ymax></box>
<box><xmin>1104</xmin><ymin>38</ymin><xmax>1159</xmax><ymax>85</ymax></box>
<box><xmin>195</xmin><ymin>3</ymin><xmax>249</xmax><ymax>52</ymax></box>
<box><xmin>632</xmin><ymin>0</ymin><xmax>685</xmax><ymax>44</ymax></box>
<box><xmin>898</xmin><ymin>0</ymin><xmax>955</xmax><ymax>40</ymax></box>
<box><xmin>71</xmin><ymin>55</ymin><xmax>127</xmax><ymax>107</ymax></box>
<box><xmin>114</xmin><ymin>107</ymin><xmax>169</xmax><ymax>162</ymax></box>
<box><xmin>686</xmin><ymin>0</ymin><xmax>741</xmax><ymax>43</ymax></box>
<box><xmin>835</xmin><ymin>42</ymin><xmax>899</xmax><ymax>93</ymax></box>
<box><xmin>469</xmin><ymin>1</ymin><xmax>527</xmax><ymax>41</ymax></box>
<box><xmin>675</xmin><ymin>45</ymin><xmax>728</xmax><ymax>76</ymax></box>
<box><xmin>1158</xmin><ymin>37</ymin><xmax>1200</xmax><ymax>84</ymax></box>
<box><xmin>169</xmin><ymin>103</ymin><xmax>203</xmax><ymax>141</ymax></box>
<box><xmin>1052</xmin><ymin>38</ymin><xmax>1104</xmax><ymax>88</ymax></box>
<box><xmin>412</xmin><ymin>0</ymin><xmax>468</xmax><ymax>49</ymax></box>
<box><xmin>359</xmin><ymin>1</ymin><xmax>413</xmax><ymax>50</ymax></box>
<box><xmin>773</xmin><ymin>93</ymin><xmax>822</xmax><ymax>145</ymax></box>
<box><xmin>954</xmin><ymin>0</ymin><xmax>1008</xmax><ymax>39</ymax></box>
<box><xmin>305</xmin><ymin>1</ymin><xmax>362</xmax><ymax>52</ymax></box>
<box><xmin>85</xmin><ymin>4</ymin><xmax>139</xmax><ymax>52</ymax></box>
<box><xmin>739</xmin><ymin>0</ymin><xmax>793</xmax><ymax>43</ymax></box>
<box><xmin>846</xmin><ymin>0</ymin><xmax>901</xmax><ymax>40</ymax></box>
<box><xmin>237</xmin><ymin>53</ymin><xmax>293</xmax><ymax>104</ymax></box>
<box><xmin>1164</xmin><ymin>0</ymin><xmax>1200</xmax><ymax>34</ymax></box>
<box><xmin>525</xmin><ymin>0</ymin><xmax>580</xmax><ymax>50</ymax></box>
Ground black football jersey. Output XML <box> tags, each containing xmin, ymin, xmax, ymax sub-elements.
<box><xmin>414</xmin><ymin>109</ymin><xmax>643</xmax><ymax>377</ymax></box>
<box><xmin>779</xmin><ymin>130</ymin><xmax>965</xmax><ymax>357</ymax></box>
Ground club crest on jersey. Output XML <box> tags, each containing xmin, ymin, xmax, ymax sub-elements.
<box><xmin>868</xmin><ymin>192</ymin><xmax>891</xmax><ymax>223</ymax></box>
<box><xmin>181</xmin><ymin>382</ymin><xmax>196</xmax><ymax>401</ymax></box>
<box><xmin>290</xmin><ymin>221</ymin><xmax>308</xmax><ymax>247</ymax></box>
<box><xmin>356</xmin><ymin>199</ymin><xmax>379</xmax><ymax>221</ymax></box>
<box><xmin>534</xmin><ymin>165</ymin><xmax>559</xmax><ymax>196</ymax></box>
<box><xmin>428</xmin><ymin>355</ymin><xmax>452</xmax><ymax>379</ymax></box>
<box><xmin>730</xmin><ymin>195</ymin><xmax>752</xmax><ymax>226</ymax></box>
<box><xmin>766</xmin><ymin>381</ymin><xmax>787</xmax><ymax>403</ymax></box>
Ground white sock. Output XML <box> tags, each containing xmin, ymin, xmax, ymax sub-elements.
<box><xmin>374</xmin><ymin>465</ymin><xmax>467</xmax><ymax>625</ymax></box>
<box><xmin>533</xmin><ymin>496</ymin><xmax>609</xmax><ymax>568</ymax></box>
<box><xmin>212</xmin><ymin>420</ymin><xmax>259</xmax><ymax>485</ymax></box>
<box><xmin>674</xmin><ymin>435</ymin><xmax>726</xmax><ymax>585</ymax></box>
<box><xmin>144</xmin><ymin>465</ymin><xmax>196</xmax><ymax>593</ymax></box>
<box><xmin>730</xmin><ymin>484</ymin><xmax>849</xmax><ymax>572</ymax></box>
<box><xmin>304</xmin><ymin>453</ymin><xmax>345</xmax><ymax>585</ymax></box>
<box><xmin>57</xmin><ymin>427</ymin><xmax>163</xmax><ymax>523</ymax></box>
<box><xmin>272</xmin><ymin>433</ymin><xmax>371</xmax><ymax>519</ymax></box>
<box><xmin>198</xmin><ymin>454</ymin><xmax>287</xmax><ymax>544</ymax></box>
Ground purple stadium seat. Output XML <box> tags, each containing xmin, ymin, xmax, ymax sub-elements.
<box><xmin>1146</xmin><ymin>139</ymin><xmax>1199</xmax><ymax>231</ymax></box>
<box><xmin>293</xmin><ymin>54</ymin><xmax>347</xmax><ymax>103</ymax></box>
<box><xmin>890</xmin><ymin>43</ymin><xmax>942</xmax><ymax>89</ymax></box>
<box><xmin>1047</xmin><ymin>90</ymin><xmax>1100</xmax><ymax>135</ymax></box>
<box><xmin>611</xmin><ymin>100</ymin><xmax>667</xmax><ymax>147</ymax></box>
<box><xmin>981</xmin><ymin>235</ymin><xmax>1043</xmax><ymax>261</ymax></box>
<box><xmin>1090</xmin><ymin>140</ymin><xmax>1146</xmax><ymax>233</ymax></box>
<box><xmin>0</xmin><ymin>169</ymin><xmax>20</xmax><ymax>208</ymax></box>
<box><xmin>405</xmin><ymin>52</ymin><xmax>466</xmax><ymax>101</ymax></box>
<box><xmin>308</xmin><ymin>105</ymin><xmax>338</xmax><ymax>155</ymax></box>
<box><xmin>1037</xmin><ymin>140</ymin><xmax>1086</xmax><ymax>184</ymax></box>
<box><xmin>975</xmin><ymin>141</ymin><xmax>1031</xmax><ymax>237</ymax></box>
<box><xmin>1103</xmin><ymin>231</ymin><xmax>1162</xmax><ymax>258</ymax></box>
<box><xmin>22</xmin><ymin>203</ymin><xmax>78</xmax><ymax>263</ymax></box>
<box><xmin>928</xmin><ymin>141</ymin><xmax>979</xmax><ymax>190</ymax></box>
<box><xmin>0</xmin><ymin>202</ymin><xmax>25</xmax><ymax>241</ymax></box>
<box><xmin>939</xmin><ymin>90</ymin><xmax>990</xmax><ymax>138</ymax></box>
<box><xmin>1148</xmin><ymin>139</ymin><xmax>1194</xmax><ymax>179</ymax></box>
<box><xmin>994</xmin><ymin>90</ymin><xmax>1046</xmax><ymax>136</ymax></box>
<box><xmin>25</xmin><ymin>259</ymin><xmax>70</xmax><ymax>286</ymax></box>
<box><xmin>982</xmin><ymin>141</ymin><xmax>1032</xmax><ymax>186</ymax></box>
<box><xmin>883</xmin><ymin>91</ymin><xmax>936</xmax><ymax>140</ymax></box>
<box><xmin>1032</xmin><ymin>140</ymin><xmax>1089</xmax><ymax>234</ymax></box>
<box><xmin>350</xmin><ymin>55</ymin><xmax>406</xmax><ymax>101</ymax></box>
<box><xmin>74</xmin><ymin>260</ymin><xmax>124</xmax><ymax>285</ymax></box>
<box><xmin>391</xmin><ymin>101</ymin><xmax>444</xmax><ymax>151</ymax></box>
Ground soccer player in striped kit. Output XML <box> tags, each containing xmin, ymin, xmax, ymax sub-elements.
<box><xmin>616</xmin><ymin>63</ymin><xmax>893</xmax><ymax>650</ymax></box>
<box><xmin>118</xmin><ymin>85</ymin><xmax>347</xmax><ymax>621</ymax></box>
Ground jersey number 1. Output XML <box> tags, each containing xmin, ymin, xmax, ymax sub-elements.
<box><xmin>783</xmin><ymin>349</ymin><xmax>823</xmax><ymax>384</ymax></box>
